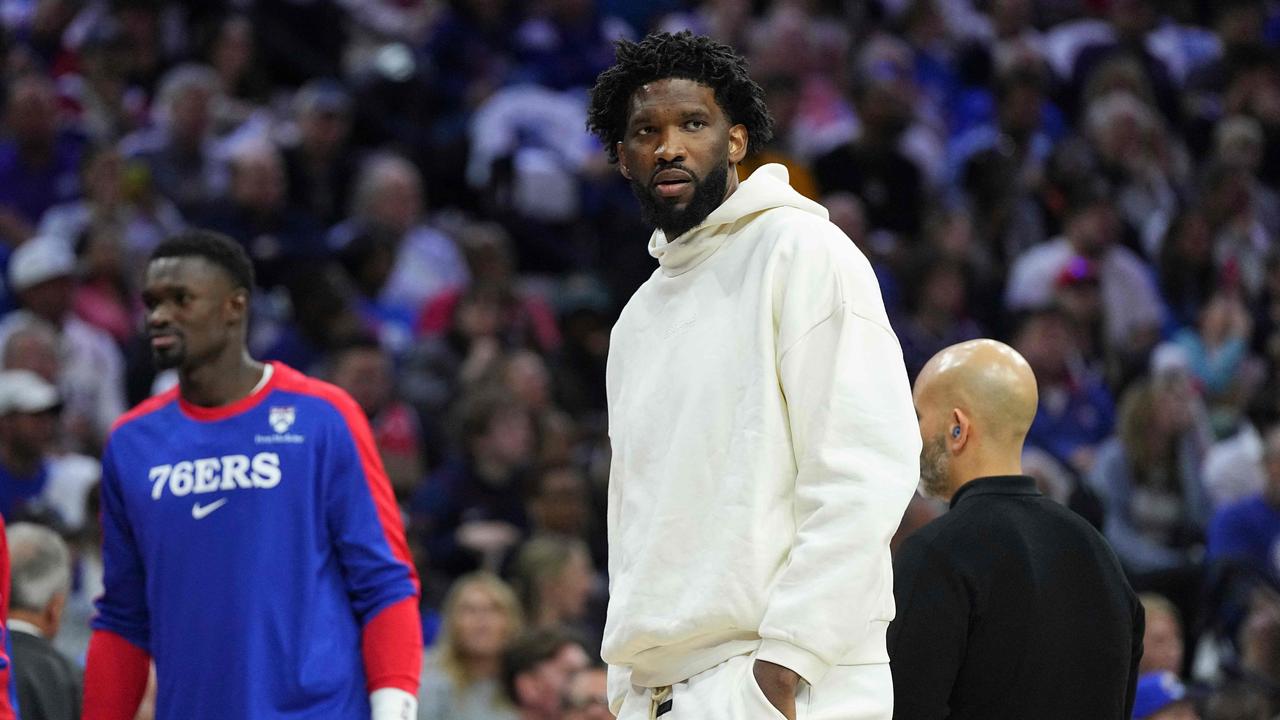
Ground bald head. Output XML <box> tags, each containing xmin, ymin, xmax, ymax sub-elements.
<box><xmin>913</xmin><ymin>340</ymin><xmax>1039</xmax><ymax>499</ymax></box>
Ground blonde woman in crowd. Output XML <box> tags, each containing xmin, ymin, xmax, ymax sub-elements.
<box><xmin>418</xmin><ymin>573</ymin><xmax>524</xmax><ymax>720</ymax></box>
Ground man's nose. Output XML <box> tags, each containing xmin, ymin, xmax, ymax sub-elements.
<box><xmin>654</xmin><ymin>127</ymin><xmax>686</xmax><ymax>163</ymax></box>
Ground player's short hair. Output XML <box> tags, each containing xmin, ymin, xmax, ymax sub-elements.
<box><xmin>150</xmin><ymin>229</ymin><xmax>255</xmax><ymax>294</ymax></box>
<box><xmin>587</xmin><ymin>31</ymin><xmax>774</xmax><ymax>164</ymax></box>
<box><xmin>502</xmin><ymin>626</ymin><xmax>586</xmax><ymax>705</ymax></box>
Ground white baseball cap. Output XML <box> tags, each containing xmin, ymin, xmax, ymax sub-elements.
<box><xmin>0</xmin><ymin>369</ymin><xmax>60</xmax><ymax>415</ymax></box>
<box><xmin>7</xmin><ymin>236</ymin><xmax>75</xmax><ymax>294</ymax></box>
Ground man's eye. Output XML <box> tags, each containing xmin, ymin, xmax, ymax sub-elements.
<box><xmin>685</xmin><ymin>120</ymin><xmax>706</xmax><ymax>130</ymax></box>
<box><xmin>636</xmin><ymin>127</ymin><xmax>655</xmax><ymax>136</ymax></box>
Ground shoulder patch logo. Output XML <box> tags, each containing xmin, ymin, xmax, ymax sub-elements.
<box><xmin>268</xmin><ymin>406</ymin><xmax>296</xmax><ymax>433</ymax></box>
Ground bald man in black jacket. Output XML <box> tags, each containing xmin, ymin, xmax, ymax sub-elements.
<box><xmin>889</xmin><ymin>339</ymin><xmax>1143</xmax><ymax>720</ymax></box>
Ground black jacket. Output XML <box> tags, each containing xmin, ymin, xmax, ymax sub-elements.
<box><xmin>11</xmin><ymin>627</ymin><xmax>82</xmax><ymax>720</ymax></box>
<box><xmin>888</xmin><ymin>476</ymin><xmax>1143</xmax><ymax>720</ymax></box>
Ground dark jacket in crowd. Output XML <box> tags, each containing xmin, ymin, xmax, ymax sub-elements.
<box><xmin>11</xmin><ymin>626</ymin><xmax>82</xmax><ymax>720</ymax></box>
<box><xmin>888</xmin><ymin>476</ymin><xmax>1143</xmax><ymax>720</ymax></box>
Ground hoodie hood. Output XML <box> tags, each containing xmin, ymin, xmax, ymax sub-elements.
<box><xmin>647</xmin><ymin>164</ymin><xmax>829</xmax><ymax>277</ymax></box>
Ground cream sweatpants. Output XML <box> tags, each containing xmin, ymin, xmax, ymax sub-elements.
<box><xmin>614</xmin><ymin>653</ymin><xmax>892</xmax><ymax>720</ymax></box>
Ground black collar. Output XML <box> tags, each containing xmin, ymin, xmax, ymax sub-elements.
<box><xmin>950</xmin><ymin>475</ymin><xmax>1041</xmax><ymax>509</ymax></box>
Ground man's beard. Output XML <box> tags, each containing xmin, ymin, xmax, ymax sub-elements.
<box><xmin>919</xmin><ymin>434</ymin><xmax>951</xmax><ymax>499</ymax></box>
<box><xmin>630</xmin><ymin>159</ymin><xmax>729</xmax><ymax>240</ymax></box>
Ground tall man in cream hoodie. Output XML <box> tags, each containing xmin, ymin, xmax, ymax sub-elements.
<box><xmin>586</xmin><ymin>32</ymin><xmax>921</xmax><ymax>720</ymax></box>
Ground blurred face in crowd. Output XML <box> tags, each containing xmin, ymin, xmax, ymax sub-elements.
<box><xmin>1263</xmin><ymin>430</ymin><xmax>1280</xmax><ymax>507</ymax></box>
<box><xmin>992</xmin><ymin>0</ymin><xmax>1032</xmax><ymax>37</ymax></box>
<box><xmin>517</xmin><ymin>642</ymin><xmax>589</xmax><ymax>715</ymax></box>
<box><xmin>6</xmin><ymin>76</ymin><xmax>58</xmax><ymax>151</ymax></box>
<box><xmin>1142</xmin><ymin>606</ymin><xmax>1185</xmax><ymax>675</ymax></box>
<box><xmin>618</xmin><ymin>78</ymin><xmax>747</xmax><ymax>240</ymax></box>
<box><xmin>300</xmin><ymin>107</ymin><xmax>350</xmax><ymax>158</ymax></box>
<box><xmin>84</xmin><ymin>148</ymin><xmax>125</xmax><ymax>206</ymax></box>
<box><xmin>0</xmin><ymin>407</ymin><xmax>59</xmax><ymax>457</ymax></box>
<box><xmin>999</xmin><ymin>82</ymin><xmax>1042</xmax><ymax>140</ymax></box>
<box><xmin>858</xmin><ymin>81</ymin><xmax>914</xmax><ymax>141</ymax></box>
<box><xmin>505</xmin><ymin>351</ymin><xmax>551</xmax><ymax>411</ymax></box>
<box><xmin>331</xmin><ymin>347</ymin><xmax>392</xmax><ymax>419</ymax></box>
<box><xmin>918</xmin><ymin>265</ymin><xmax>966</xmax><ymax>318</ymax></box>
<box><xmin>169</xmin><ymin>83</ymin><xmax>212</xmax><ymax>147</ymax></box>
<box><xmin>3</xmin><ymin>328</ymin><xmax>60</xmax><ymax>383</ymax></box>
<box><xmin>451</xmin><ymin>581</ymin><xmax>516</xmax><ymax>661</ymax></box>
<box><xmin>1013</xmin><ymin>313</ymin><xmax>1072</xmax><ymax>383</ymax></box>
<box><xmin>369</xmin><ymin>166</ymin><xmax>423</xmax><ymax>237</ymax></box>
<box><xmin>18</xmin><ymin>275</ymin><xmax>72</xmax><ymax>324</ymax></box>
<box><xmin>1065</xmin><ymin>201</ymin><xmax>1119</xmax><ymax>259</ymax></box>
<box><xmin>212</xmin><ymin>16</ymin><xmax>254</xmax><ymax>86</ymax></box>
<box><xmin>531</xmin><ymin>467</ymin><xmax>589</xmax><ymax>536</ymax></box>
<box><xmin>143</xmin><ymin>257</ymin><xmax>246</xmax><ymax>371</ymax></box>
<box><xmin>231</xmin><ymin>148</ymin><xmax>286</xmax><ymax>214</ymax></box>
<box><xmin>563</xmin><ymin>668</ymin><xmax>610</xmax><ymax>720</ymax></box>
<box><xmin>546</xmin><ymin>544</ymin><xmax>593</xmax><ymax>622</ymax></box>
<box><xmin>476</xmin><ymin>406</ymin><xmax>534</xmax><ymax>469</ymax></box>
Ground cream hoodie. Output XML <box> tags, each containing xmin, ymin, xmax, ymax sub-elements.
<box><xmin>602</xmin><ymin>164</ymin><xmax>921</xmax><ymax>711</ymax></box>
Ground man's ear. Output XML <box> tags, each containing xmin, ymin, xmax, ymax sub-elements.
<box><xmin>617</xmin><ymin>143</ymin><xmax>631</xmax><ymax>180</ymax></box>
<box><xmin>227</xmin><ymin>288</ymin><xmax>249</xmax><ymax>326</ymax></box>
<box><xmin>949</xmin><ymin>408</ymin><xmax>972</xmax><ymax>453</ymax></box>
<box><xmin>728</xmin><ymin>124</ymin><xmax>748</xmax><ymax>164</ymax></box>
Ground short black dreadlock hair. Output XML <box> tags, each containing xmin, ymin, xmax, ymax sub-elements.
<box><xmin>587</xmin><ymin>31</ymin><xmax>774</xmax><ymax>164</ymax></box>
<box><xmin>150</xmin><ymin>229</ymin><xmax>255</xmax><ymax>294</ymax></box>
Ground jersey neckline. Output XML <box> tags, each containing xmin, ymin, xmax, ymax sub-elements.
<box><xmin>176</xmin><ymin>361</ymin><xmax>282</xmax><ymax>422</ymax></box>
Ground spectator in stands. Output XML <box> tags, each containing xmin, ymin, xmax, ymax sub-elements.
<box><xmin>1158</xmin><ymin>209</ymin><xmax>1218</xmax><ymax>331</ymax></box>
<box><xmin>0</xmin><ymin>237</ymin><xmax>125</xmax><ymax>450</ymax></box>
<box><xmin>814</xmin><ymin>67</ymin><xmax>926</xmax><ymax>241</ymax></box>
<box><xmin>562</xmin><ymin>665</ymin><xmax>610</xmax><ymax>720</ymax></box>
<box><xmin>1140</xmin><ymin>593</ymin><xmax>1186</xmax><ymax>675</ymax></box>
<box><xmin>1</xmin><ymin>322</ymin><xmax>59</xmax><ymax>387</ymax></box>
<box><xmin>37</xmin><ymin>142</ymin><xmax>184</xmax><ymax>286</ymax></box>
<box><xmin>283</xmin><ymin>79</ymin><xmax>359</xmax><ymax>226</ymax></box>
<box><xmin>1014</xmin><ymin>306</ymin><xmax>1115</xmax><ymax>473</ymax></box>
<box><xmin>1175</xmin><ymin>292</ymin><xmax>1257</xmax><ymax>412</ymax></box>
<box><xmin>120</xmin><ymin>64</ymin><xmax>228</xmax><ymax>217</ymax></box>
<box><xmin>68</xmin><ymin>223</ymin><xmax>141</xmax><ymax>346</ymax></box>
<box><xmin>69</xmin><ymin>19</ymin><xmax>143</xmax><ymax>143</ymax></box>
<box><xmin>0</xmin><ymin>369</ymin><xmax>98</xmax><ymax>530</ymax></box>
<box><xmin>501</xmin><ymin>627</ymin><xmax>589</xmax><ymax>720</ymax></box>
<box><xmin>1091</xmin><ymin>376</ymin><xmax>1211</xmax><ymax>576</ymax></box>
<box><xmin>411</xmin><ymin>387</ymin><xmax>533</xmax><ymax>581</ymax></box>
<box><xmin>954</xmin><ymin>66</ymin><xmax>1054</xmax><ymax>267</ymax></box>
<box><xmin>335</xmin><ymin>154</ymin><xmax>468</xmax><ymax>320</ymax></box>
<box><xmin>418</xmin><ymin>572</ymin><xmax>522</xmax><ymax>720</ymax></box>
<box><xmin>898</xmin><ymin>255</ymin><xmax>984</xmax><ymax>381</ymax></box>
<box><xmin>1006</xmin><ymin>181</ymin><xmax>1165</xmax><ymax>363</ymax></box>
<box><xmin>1208</xmin><ymin>426</ymin><xmax>1280</xmax><ymax>583</ymax></box>
<box><xmin>508</xmin><ymin>535</ymin><xmax>596</xmax><ymax>638</ymax></box>
<box><xmin>415</xmin><ymin>221</ymin><xmax>559</xmax><ymax>353</ymax></box>
<box><xmin>327</xmin><ymin>337</ymin><xmax>424</xmax><ymax>501</ymax></box>
<box><xmin>0</xmin><ymin>74</ymin><xmax>84</xmax><ymax>245</ymax></box>
<box><xmin>526</xmin><ymin>464</ymin><xmax>602</xmax><ymax>563</ymax></box>
<box><xmin>198</xmin><ymin>138</ymin><xmax>325</xmax><ymax>290</ymax></box>
<box><xmin>7</xmin><ymin>522</ymin><xmax>80</xmax><ymax>720</ymax></box>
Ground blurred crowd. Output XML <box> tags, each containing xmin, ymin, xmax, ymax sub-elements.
<box><xmin>0</xmin><ymin>0</ymin><xmax>1279</xmax><ymax>718</ymax></box>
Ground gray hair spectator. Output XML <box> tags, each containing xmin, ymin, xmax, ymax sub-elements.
<box><xmin>339</xmin><ymin>153</ymin><xmax>468</xmax><ymax>318</ymax></box>
<box><xmin>7</xmin><ymin>522</ymin><xmax>81</xmax><ymax>720</ymax></box>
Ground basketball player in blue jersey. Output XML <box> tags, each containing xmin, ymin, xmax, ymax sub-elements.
<box><xmin>83</xmin><ymin>230</ymin><xmax>423</xmax><ymax>719</ymax></box>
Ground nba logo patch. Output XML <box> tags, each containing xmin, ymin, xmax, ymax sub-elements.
<box><xmin>269</xmin><ymin>406</ymin><xmax>296</xmax><ymax>433</ymax></box>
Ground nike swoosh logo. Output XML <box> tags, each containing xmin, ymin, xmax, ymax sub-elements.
<box><xmin>192</xmin><ymin>498</ymin><xmax>228</xmax><ymax>520</ymax></box>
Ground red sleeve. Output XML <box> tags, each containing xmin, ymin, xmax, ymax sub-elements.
<box><xmin>84</xmin><ymin>629</ymin><xmax>151</xmax><ymax>720</ymax></box>
<box><xmin>0</xmin><ymin>518</ymin><xmax>14</xmax><ymax>720</ymax></box>
<box><xmin>361</xmin><ymin>596</ymin><xmax>423</xmax><ymax>694</ymax></box>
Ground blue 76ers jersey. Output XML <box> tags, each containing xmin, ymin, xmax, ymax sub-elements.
<box><xmin>93</xmin><ymin>362</ymin><xmax>417</xmax><ymax>719</ymax></box>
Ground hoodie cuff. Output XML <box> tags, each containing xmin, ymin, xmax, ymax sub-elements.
<box><xmin>756</xmin><ymin>639</ymin><xmax>831</xmax><ymax>687</ymax></box>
